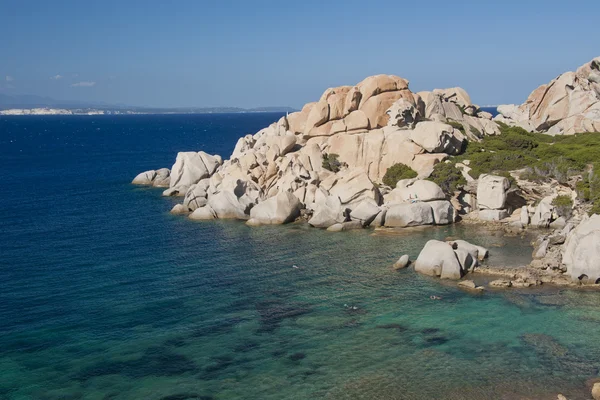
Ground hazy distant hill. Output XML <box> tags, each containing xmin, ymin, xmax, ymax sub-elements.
<box><xmin>0</xmin><ymin>93</ymin><xmax>296</xmax><ymax>114</ymax></box>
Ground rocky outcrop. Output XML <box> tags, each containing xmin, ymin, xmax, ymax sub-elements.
<box><xmin>164</xmin><ymin>152</ymin><xmax>222</xmax><ymax>196</ymax></box>
<box><xmin>132</xmin><ymin>168</ymin><xmax>171</xmax><ymax>187</ymax></box>
<box><xmin>134</xmin><ymin>73</ymin><xmax>500</xmax><ymax>229</ymax></box>
<box><xmin>413</xmin><ymin>239</ymin><xmax>479</xmax><ymax>280</ymax></box>
<box><xmin>496</xmin><ymin>57</ymin><xmax>600</xmax><ymax>135</ymax></box>
<box><xmin>562</xmin><ymin>214</ymin><xmax>600</xmax><ymax>283</ymax></box>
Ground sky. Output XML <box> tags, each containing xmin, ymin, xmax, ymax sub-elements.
<box><xmin>1</xmin><ymin>0</ymin><xmax>599</xmax><ymax>109</ymax></box>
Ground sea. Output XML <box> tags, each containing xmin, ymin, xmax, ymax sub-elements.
<box><xmin>1</xmin><ymin>113</ymin><xmax>599</xmax><ymax>400</ymax></box>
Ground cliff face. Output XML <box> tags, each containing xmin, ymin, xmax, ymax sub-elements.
<box><xmin>497</xmin><ymin>57</ymin><xmax>600</xmax><ymax>135</ymax></box>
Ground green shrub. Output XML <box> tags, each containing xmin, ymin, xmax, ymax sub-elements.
<box><xmin>427</xmin><ymin>162</ymin><xmax>466</xmax><ymax>194</ymax></box>
<box><xmin>551</xmin><ymin>195</ymin><xmax>574</xmax><ymax>219</ymax></box>
<box><xmin>447</xmin><ymin>120</ymin><xmax>465</xmax><ymax>133</ymax></box>
<box><xmin>322</xmin><ymin>153</ymin><xmax>342</xmax><ymax>173</ymax></box>
<box><xmin>382</xmin><ymin>163</ymin><xmax>418</xmax><ymax>187</ymax></box>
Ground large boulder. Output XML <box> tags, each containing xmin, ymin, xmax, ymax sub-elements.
<box><xmin>414</xmin><ymin>240</ymin><xmax>463</xmax><ymax>280</ymax></box>
<box><xmin>308</xmin><ymin>195</ymin><xmax>345</xmax><ymax>228</ymax></box>
<box><xmin>247</xmin><ymin>192</ymin><xmax>301</xmax><ymax>225</ymax></box>
<box><xmin>451</xmin><ymin>240</ymin><xmax>489</xmax><ymax>261</ymax></box>
<box><xmin>562</xmin><ymin>214</ymin><xmax>600</xmax><ymax>283</ymax></box>
<box><xmin>132</xmin><ymin>170</ymin><xmax>156</xmax><ymax>185</ymax></box>
<box><xmin>384</xmin><ymin>202</ymin><xmax>434</xmax><ymax>227</ymax></box>
<box><xmin>207</xmin><ymin>190</ymin><xmax>248</xmax><ymax>220</ymax></box>
<box><xmin>349</xmin><ymin>199</ymin><xmax>381</xmax><ymax>226</ymax></box>
<box><xmin>477</xmin><ymin>174</ymin><xmax>510</xmax><ymax>210</ymax></box>
<box><xmin>386</xmin><ymin>179</ymin><xmax>445</xmax><ymax>204</ymax></box>
<box><xmin>168</xmin><ymin>151</ymin><xmax>222</xmax><ymax>195</ymax></box>
<box><xmin>410</xmin><ymin>121</ymin><xmax>465</xmax><ymax>155</ymax></box>
<box><xmin>429</xmin><ymin>200</ymin><xmax>455</xmax><ymax>225</ymax></box>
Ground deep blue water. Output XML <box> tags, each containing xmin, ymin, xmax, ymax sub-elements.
<box><xmin>1</xmin><ymin>114</ymin><xmax>600</xmax><ymax>400</ymax></box>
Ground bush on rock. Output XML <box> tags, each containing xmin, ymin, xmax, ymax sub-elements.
<box><xmin>382</xmin><ymin>163</ymin><xmax>418</xmax><ymax>187</ymax></box>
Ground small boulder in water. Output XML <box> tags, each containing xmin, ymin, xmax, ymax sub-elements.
<box><xmin>393</xmin><ymin>254</ymin><xmax>410</xmax><ymax>270</ymax></box>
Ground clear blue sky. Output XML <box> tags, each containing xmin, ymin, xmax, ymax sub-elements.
<box><xmin>1</xmin><ymin>0</ymin><xmax>598</xmax><ymax>108</ymax></box>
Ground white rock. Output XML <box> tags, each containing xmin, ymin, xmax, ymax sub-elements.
<box><xmin>520</xmin><ymin>205</ymin><xmax>529</xmax><ymax>225</ymax></box>
<box><xmin>410</xmin><ymin>121</ymin><xmax>465</xmax><ymax>155</ymax></box>
<box><xmin>189</xmin><ymin>205</ymin><xmax>217</xmax><ymax>220</ymax></box>
<box><xmin>183</xmin><ymin>184</ymin><xmax>208</xmax><ymax>211</ymax></box>
<box><xmin>414</xmin><ymin>240</ymin><xmax>463</xmax><ymax>280</ymax></box>
<box><xmin>478</xmin><ymin>209</ymin><xmax>509</xmax><ymax>221</ymax></box>
<box><xmin>393</xmin><ymin>254</ymin><xmax>410</xmax><ymax>269</ymax></box>
<box><xmin>248</xmin><ymin>192</ymin><xmax>301</xmax><ymax>225</ymax></box>
<box><xmin>207</xmin><ymin>190</ymin><xmax>248</xmax><ymax>220</ymax></box>
<box><xmin>452</xmin><ymin>240</ymin><xmax>489</xmax><ymax>261</ymax></box>
<box><xmin>308</xmin><ymin>196</ymin><xmax>345</xmax><ymax>228</ymax></box>
<box><xmin>387</xmin><ymin>180</ymin><xmax>445</xmax><ymax>204</ymax></box>
<box><xmin>384</xmin><ymin>202</ymin><xmax>434</xmax><ymax>227</ymax></box>
<box><xmin>350</xmin><ymin>199</ymin><xmax>381</xmax><ymax>226</ymax></box>
<box><xmin>132</xmin><ymin>170</ymin><xmax>156</xmax><ymax>185</ymax></box>
<box><xmin>169</xmin><ymin>151</ymin><xmax>222</xmax><ymax>194</ymax></box>
<box><xmin>562</xmin><ymin>214</ymin><xmax>600</xmax><ymax>283</ymax></box>
<box><xmin>429</xmin><ymin>200</ymin><xmax>455</xmax><ymax>225</ymax></box>
<box><xmin>477</xmin><ymin>174</ymin><xmax>510</xmax><ymax>210</ymax></box>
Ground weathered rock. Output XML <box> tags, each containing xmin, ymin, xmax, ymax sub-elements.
<box><xmin>531</xmin><ymin>199</ymin><xmax>554</xmax><ymax>228</ymax></box>
<box><xmin>429</xmin><ymin>200</ymin><xmax>455</xmax><ymax>225</ymax></box>
<box><xmin>454</xmin><ymin>248</ymin><xmax>477</xmax><ymax>271</ymax></box>
<box><xmin>478</xmin><ymin>209</ymin><xmax>509</xmax><ymax>221</ymax></box>
<box><xmin>489</xmin><ymin>279</ymin><xmax>512</xmax><ymax>288</ymax></box>
<box><xmin>414</xmin><ymin>240</ymin><xmax>463</xmax><ymax>280</ymax></box>
<box><xmin>326</xmin><ymin>220</ymin><xmax>363</xmax><ymax>232</ymax></box>
<box><xmin>532</xmin><ymin>239</ymin><xmax>550</xmax><ymax>259</ymax></box>
<box><xmin>562</xmin><ymin>214</ymin><xmax>600</xmax><ymax>283</ymax></box>
<box><xmin>384</xmin><ymin>202</ymin><xmax>434</xmax><ymax>227</ymax></box>
<box><xmin>393</xmin><ymin>254</ymin><xmax>410</xmax><ymax>270</ymax></box>
<box><xmin>169</xmin><ymin>151</ymin><xmax>222</xmax><ymax>194</ymax></box>
<box><xmin>189</xmin><ymin>205</ymin><xmax>216</xmax><ymax>220</ymax></box>
<box><xmin>350</xmin><ymin>199</ymin><xmax>381</xmax><ymax>226</ymax></box>
<box><xmin>520</xmin><ymin>206</ymin><xmax>529</xmax><ymax>225</ymax></box>
<box><xmin>477</xmin><ymin>174</ymin><xmax>510</xmax><ymax>210</ymax></box>
<box><xmin>183</xmin><ymin>184</ymin><xmax>208</xmax><ymax>211</ymax></box>
<box><xmin>592</xmin><ymin>382</ymin><xmax>600</xmax><ymax>400</ymax></box>
<box><xmin>132</xmin><ymin>170</ymin><xmax>156</xmax><ymax>185</ymax></box>
<box><xmin>549</xmin><ymin>216</ymin><xmax>566</xmax><ymax>230</ymax></box>
<box><xmin>458</xmin><ymin>280</ymin><xmax>484</xmax><ymax>291</ymax></box>
<box><xmin>410</xmin><ymin>121</ymin><xmax>465</xmax><ymax>155</ymax></box>
<box><xmin>388</xmin><ymin>179</ymin><xmax>445</xmax><ymax>203</ymax></box>
<box><xmin>207</xmin><ymin>190</ymin><xmax>248</xmax><ymax>220</ymax></box>
<box><xmin>386</xmin><ymin>98</ymin><xmax>420</xmax><ymax>129</ymax></box>
<box><xmin>247</xmin><ymin>192</ymin><xmax>301</xmax><ymax>225</ymax></box>
<box><xmin>497</xmin><ymin>57</ymin><xmax>600</xmax><ymax>135</ymax></box>
<box><xmin>308</xmin><ymin>196</ymin><xmax>344</xmax><ymax>228</ymax></box>
<box><xmin>451</xmin><ymin>240</ymin><xmax>489</xmax><ymax>261</ymax></box>
<box><xmin>170</xmin><ymin>204</ymin><xmax>188</xmax><ymax>215</ymax></box>
<box><xmin>152</xmin><ymin>168</ymin><xmax>171</xmax><ymax>187</ymax></box>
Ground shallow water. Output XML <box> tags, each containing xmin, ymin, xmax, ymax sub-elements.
<box><xmin>1</xmin><ymin>115</ymin><xmax>599</xmax><ymax>400</ymax></box>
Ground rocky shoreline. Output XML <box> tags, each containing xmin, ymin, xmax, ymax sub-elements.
<box><xmin>133</xmin><ymin>57</ymin><xmax>600</xmax><ymax>297</ymax></box>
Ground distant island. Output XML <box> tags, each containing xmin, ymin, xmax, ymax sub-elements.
<box><xmin>0</xmin><ymin>93</ymin><xmax>296</xmax><ymax>115</ymax></box>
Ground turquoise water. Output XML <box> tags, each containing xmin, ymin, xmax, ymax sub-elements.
<box><xmin>1</xmin><ymin>115</ymin><xmax>599</xmax><ymax>399</ymax></box>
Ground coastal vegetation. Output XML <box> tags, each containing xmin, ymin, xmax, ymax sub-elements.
<box><xmin>426</xmin><ymin>162</ymin><xmax>466</xmax><ymax>194</ymax></box>
<box><xmin>322</xmin><ymin>153</ymin><xmax>342</xmax><ymax>173</ymax></box>
<box><xmin>382</xmin><ymin>163</ymin><xmax>418</xmax><ymax>187</ymax></box>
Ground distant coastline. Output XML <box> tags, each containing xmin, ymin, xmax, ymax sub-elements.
<box><xmin>0</xmin><ymin>106</ymin><xmax>296</xmax><ymax>116</ymax></box>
